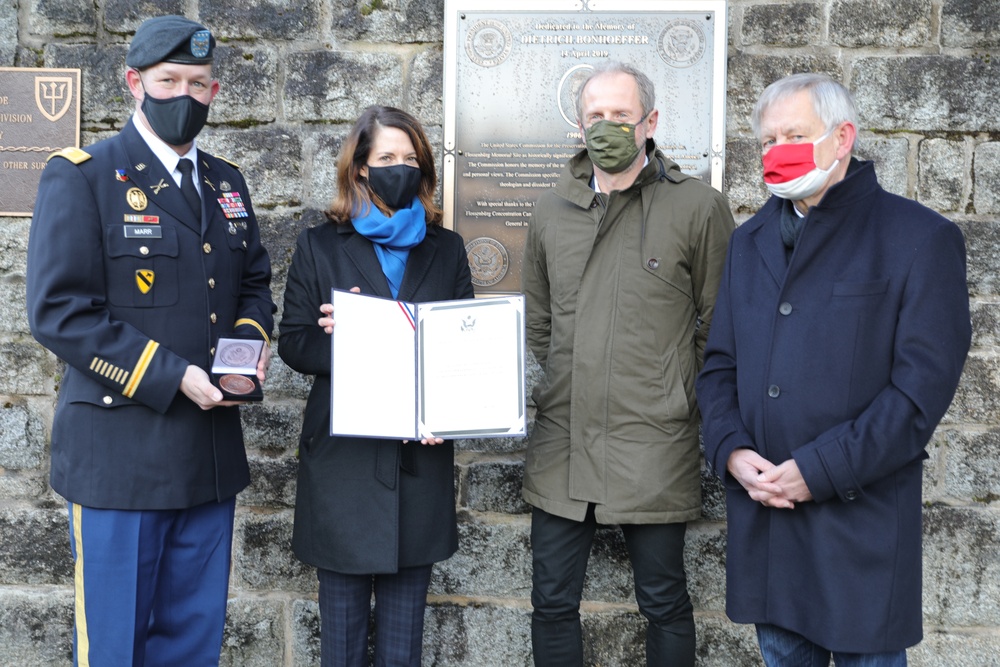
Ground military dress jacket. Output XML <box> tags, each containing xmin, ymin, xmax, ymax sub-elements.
<box><xmin>696</xmin><ymin>160</ymin><xmax>971</xmax><ymax>652</ymax></box>
<box><xmin>27</xmin><ymin>119</ymin><xmax>275</xmax><ymax>510</ymax></box>
<box><xmin>278</xmin><ymin>221</ymin><xmax>474</xmax><ymax>574</ymax></box>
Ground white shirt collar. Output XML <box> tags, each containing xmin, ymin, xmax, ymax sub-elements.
<box><xmin>131</xmin><ymin>115</ymin><xmax>200</xmax><ymax>189</ymax></box>
<box><xmin>592</xmin><ymin>154</ymin><xmax>649</xmax><ymax>194</ymax></box>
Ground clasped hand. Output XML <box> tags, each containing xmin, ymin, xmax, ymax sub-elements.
<box><xmin>727</xmin><ymin>449</ymin><xmax>813</xmax><ymax>509</ymax></box>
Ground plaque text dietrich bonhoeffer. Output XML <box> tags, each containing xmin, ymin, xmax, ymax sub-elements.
<box><xmin>444</xmin><ymin>1</ymin><xmax>727</xmax><ymax>293</ymax></box>
<box><xmin>0</xmin><ymin>68</ymin><xmax>81</xmax><ymax>216</ymax></box>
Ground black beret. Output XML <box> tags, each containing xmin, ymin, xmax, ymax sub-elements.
<box><xmin>126</xmin><ymin>15</ymin><xmax>215</xmax><ymax>70</ymax></box>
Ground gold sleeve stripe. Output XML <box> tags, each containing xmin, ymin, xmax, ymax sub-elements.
<box><xmin>97</xmin><ymin>361</ymin><xmax>109</xmax><ymax>377</ymax></box>
<box><xmin>114</xmin><ymin>368</ymin><xmax>129</xmax><ymax>385</ymax></box>
<box><xmin>235</xmin><ymin>318</ymin><xmax>271</xmax><ymax>346</ymax></box>
<box><xmin>89</xmin><ymin>358</ymin><xmax>99</xmax><ymax>371</ymax></box>
<box><xmin>123</xmin><ymin>340</ymin><xmax>159</xmax><ymax>398</ymax></box>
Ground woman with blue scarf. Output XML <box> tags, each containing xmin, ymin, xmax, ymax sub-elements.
<box><xmin>278</xmin><ymin>106</ymin><xmax>474</xmax><ymax>667</ymax></box>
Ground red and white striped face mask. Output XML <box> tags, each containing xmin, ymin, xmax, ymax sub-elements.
<box><xmin>762</xmin><ymin>130</ymin><xmax>838</xmax><ymax>201</ymax></box>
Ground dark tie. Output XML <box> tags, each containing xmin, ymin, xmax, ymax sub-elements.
<box><xmin>177</xmin><ymin>158</ymin><xmax>201</xmax><ymax>218</ymax></box>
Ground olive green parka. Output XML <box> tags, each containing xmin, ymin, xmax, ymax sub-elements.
<box><xmin>521</xmin><ymin>142</ymin><xmax>734</xmax><ymax>524</ymax></box>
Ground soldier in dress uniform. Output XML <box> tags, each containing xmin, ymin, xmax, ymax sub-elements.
<box><xmin>25</xmin><ymin>15</ymin><xmax>275</xmax><ymax>667</ymax></box>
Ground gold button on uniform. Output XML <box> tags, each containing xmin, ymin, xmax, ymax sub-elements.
<box><xmin>139</xmin><ymin>246</ymin><xmax>149</xmax><ymax>255</ymax></box>
<box><xmin>210</xmin><ymin>347</ymin><xmax>216</xmax><ymax>356</ymax></box>
<box><xmin>210</xmin><ymin>313</ymin><xmax>217</xmax><ymax>323</ymax></box>
<box><xmin>208</xmin><ymin>278</ymin><xmax>216</xmax><ymax>289</ymax></box>
<box><xmin>203</xmin><ymin>243</ymin><xmax>212</xmax><ymax>254</ymax></box>
<box><xmin>103</xmin><ymin>396</ymin><xmax>113</xmax><ymax>405</ymax></box>
<box><xmin>242</xmin><ymin>240</ymin><xmax>247</xmax><ymax>249</ymax></box>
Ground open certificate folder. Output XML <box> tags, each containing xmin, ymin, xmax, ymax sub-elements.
<box><xmin>329</xmin><ymin>289</ymin><xmax>527</xmax><ymax>439</ymax></box>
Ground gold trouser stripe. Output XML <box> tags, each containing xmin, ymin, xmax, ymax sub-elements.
<box><xmin>235</xmin><ymin>318</ymin><xmax>271</xmax><ymax>346</ymax></box>
<box><xmin>123</xmin><ymin>340</ymin><xmax>159</xmax><ymax>398</ymax></box>
<box><xmin>72</xmin><ymin>503</ymin><xmax>90</xmax><ymax>666</ymax></box>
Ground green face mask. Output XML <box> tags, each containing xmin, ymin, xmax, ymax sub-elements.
<box><xmin>584</xmin><ymin>113</ymin><xmax>647</xmax><ymax>174</ymax></box>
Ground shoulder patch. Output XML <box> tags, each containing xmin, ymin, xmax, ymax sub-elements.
<box><xmin>214</xmin><ymin>154</ymin><xmax>241</xmax><ymax>170</ymax></box>
<box><xmin>47</xmin><ymin>147</ymin><xmax>92</xmax><ymax>164</ymax></box>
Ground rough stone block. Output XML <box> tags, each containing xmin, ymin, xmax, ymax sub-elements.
<box><xmin>973</xmin><ymin>142</ymin><xmax>1000</xmax><ymax>214</ymax></box>
<box><xmin>923</xmin><ymin>505</ymin><xmax>1000</xmax><ymax>626</ymax></box>
<box><xmin>0</xmin><ymin>472</ymin><xmax>54</xmax><ymax>504</ymax></box>
<box><xmin>209</xmin><ymin>46</ymin><xmax>279</xmax><ymax>125</ymax></box>
<box><xmin>284</xmin><ymin>51</ymin><xmax>404</xmax><ymax>124</ymax></box>
<box><xmin>431</xmin><ymin>515</ymin><xmax>534</xmax><ymax>599</ymax></box>
<box><xmin>686</xmin><ymin>522</ymin><xmax>728</xmax><ymax>613</ymax></box>
<box><xmin>724</xmin><ymin>136</ymin><xmax>768</xmax><ymax>215</ymax></box>
<box><xmin>0</xmin><ymin>282</ymin><xmax>28</xmax><ymax>335</ymax></box>
<box><xmin>970</xmin><ymin>299</ymin><xmax>1000</xmax><ymax>349</ymax></box>
<box><xmin>457</xmin><ymin>433</ymin><xmax>530</xmax><ymax>455</ymax></box>
<box><xmin>725</xmin><ymin>53</ymin><xmax>843</xmax><ymax>136</ymax></box>
<box><xmin>203</xmin><ymin>0</ymin><xmax>320</xmax><ymax>40</ymax></box>
<box><xmin>28</xmin><ymin>0</ymin><xmax>96</xmax><ymax>38</ymax></box>
<box><xmin>0</xmin><ymin>0</ymin><xmax>16</xmax><ymax>66</ymax></box>
<box><xmin>947</xmin><ymin>351</ymin><xmax>1000</xmax><ymax>425</ymax></box>
<box><xmin>259</xmin><ymin>352</ymin><xmax>314</xmax><ymax>402</ymax></box>
<box><xmin>941</xmin><ymin>0</ymin><xmax>1000</xmax><ymax>48</ymax></box>
<box><xmin>339</xmin><ymin>0</ymin><xmax>445</xmax><ymax>44</ymax></box>
<box><xmin>291</xmin><ymin>598</ymin><xmax>321</xmax><ymax>667</ymax></box>
<box><xmin>941</xmin><ymin>428</ymin><xmax>1000</xmax><ymax>501</ymax></box>
<box><xmin>741</xmin><ymin>3</ymin><xmax>822</xmax><ymax>47</ymax></box>
<box><xmin>0</xmin><ymin>341</ymin><xmax>53</xmax><ymax>396</ymax></box>
<box><xmin>103</xmin><ymin>0</ymin><xmax>184</xmax><ymax>35</ymax></box>
<box><xmin>958</xmin><ymin>220</ymin><xmax>1000</xmax><ymax>296</ymax></box>
<box><xmin>422</xmin><ymin>602</ymin><xmax>533</xmax><ymax>666</ymax></box>
<box><xmin>853</xmin><ymin>134</ymin><xmax>910</xmax><ymax>197</ymax></box>
<box><xmin>0</xmin><ymin>507</ymin><xmax>71</xmax><ymax>585</ymax></box>
<box><xmin>199</xmin><ymin>127</ymin><xmax>303</xmax><ymax>209</ymax></box>
<box><xmin>911</xmin><ymin>629</ymin><xmax>1000</xmax><ymax>666</ymax></box>
<box><xmin>830</xmin><ymin>0</ymin><xmax>931</xmax><ymax>47</ymax></box>
<box><xmin>917</xmin><ymin>138</ymin><xmax>966</xmax><ymax>212</ymax></box>
<box><xmin>231</xmin><ymin>509</ymin><xmax>315</xmax><ymax>593</ymax></box>
<box><xmin>462</xmin><ymin>459</ymin><xmax>529</xmax><ymax>515</ymax></box>
<box><xmin>240</xmin><ymin>453</ymin><xmax>298</xmax><ymax>509</ymax></box>
<box><xmin>853</xmin><ymin>56</ymin><xmax>1000</xmax><ymax>132</ymax></box>
<box><xmin>240</xmin><ymin>401</ymin><xmax>303</xmax><ymax>454</ymax></box>
<box><xmin>0</xmin><ymin>589</ymin><xmax>73</xmax><ymax>665</ymax></box>
<box><xmin>0</xmin><ymin>398</ymin><xmax>46</xmax><ymax>470</ymax></box>
<box><xmin>301</xmin><ymin>129</ymin><xmax>348</xmax><ymax>213</ymax></box>
<box><xmin>258</xmin><ymin>207</ymin><xmax>323</xmax><ymax>315</ymax></box>
<box><xmin>45</xmin><ymin>45</ymin><xmax>130</xmax><ymax>127</ymax></box>
<box><xmin>410</xmin><ymin>46</ymin><xmax>444</xmax><ymax>127</ymax></box>
<box><xmin>695</xmin><ymin>614</ymin><xmax>763</xmax><ymax>666</ymax></box>
<box><xmin>220</xmin><ymin>597</ymin><xmax>286</xmax><ymax>667</ymax></box>
<box><xmin>700</xmin><ymin>466</ymin><xmax>727</xmax><ymax>523</ymax></box>
<box><xmin>0</xmin><ymin>219</ymin><xmax>29</xmax><ymax>275</ymax></box>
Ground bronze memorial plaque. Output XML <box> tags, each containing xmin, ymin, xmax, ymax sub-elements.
<box><xmin>0</xmin><ymin>68</ymin><xmax>81</xmax><ymax>216</ymax></box>
<box><xmin>443</xmin><ymin>1</ymin><xmax>727</xmax><ymax>293</ymax></box>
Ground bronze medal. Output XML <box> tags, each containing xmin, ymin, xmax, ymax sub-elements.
<box><xmin>126</xmin><ymin>187</ymin><xmax>148</xmax><ymax>211</ymax></box>
<box><xmin>219</xmin><ymin>374</ymin><xmax>255</xmax><ymax>395</ymax></box>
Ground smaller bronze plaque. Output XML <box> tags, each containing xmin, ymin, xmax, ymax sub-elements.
<box><xmin>0</xmin><ymin>68</ymin><xmax>81</xmax><ymax>216</ymax></box>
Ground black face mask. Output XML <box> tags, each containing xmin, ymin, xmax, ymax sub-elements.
<box><xmin>141</xmin><ymin>93</ymin><xmax>210</xmax><ymax>146</ymax></box>
<box><xmin>366</xmin><ymin>164</ymin><xmax>422</xmax><ymax>211</ymax></box>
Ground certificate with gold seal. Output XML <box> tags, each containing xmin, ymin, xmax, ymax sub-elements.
<box><xmin>329</xmin><ymin>289</ymin><xmax>527</xmax><ymax>439</ymax></box>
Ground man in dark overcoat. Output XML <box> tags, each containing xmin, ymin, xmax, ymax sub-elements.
<box><xmin>696</xmin><ymin>72</ymin><xmax>970</xmax><ymax>665</ymax></box>
<box><xmin>26</xmin><ymin>15</ymin><xmax>275</xmax><ymax>666</ymax></box>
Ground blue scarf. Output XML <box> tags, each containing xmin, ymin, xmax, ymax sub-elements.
<box><xmin>352</xmin><ymin>198</ymin><xmax>427</xmax><ymax>298</ymax></box>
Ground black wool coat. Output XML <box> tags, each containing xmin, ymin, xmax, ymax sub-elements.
<box><xmin>279</xmin><ymin>220</ymin><xmax>474</xmax><ymax>574</ymax></box>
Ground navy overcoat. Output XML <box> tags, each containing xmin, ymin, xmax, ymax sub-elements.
<box><xmin>696</xmin><ymin>160</ymin><xmax>971</xmax><ymax>652</ymax></box>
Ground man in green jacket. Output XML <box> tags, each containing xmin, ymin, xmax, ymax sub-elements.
<box><xmin>521</xmin><ymin>60</ymin><xmax>734</xmax><ymax>666</ymax></box>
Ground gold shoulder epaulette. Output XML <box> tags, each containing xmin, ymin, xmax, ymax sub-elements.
<box><xmin>214</xmin><ymin>154</ymin><xmax>241</xmax><ymax>169</ymax></box>
<box><xmin>47</xmin><ymin>147</ymin><xmax>92</xmax><ymax>164</ymax></box>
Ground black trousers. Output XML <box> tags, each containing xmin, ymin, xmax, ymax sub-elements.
<box><xmin>530</xmin><ymin>505</ymin><xmax>695</xmax><ymax>667</ymax></box>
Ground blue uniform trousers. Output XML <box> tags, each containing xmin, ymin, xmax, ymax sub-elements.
<box><xmin>68</xmin><ymin>498</ymin><xmax>236</xmax><ymax>667</ymax></box>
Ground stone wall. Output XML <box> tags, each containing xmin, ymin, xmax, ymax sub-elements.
<box><xmin>1</xmin><ymin>0</ymin><xmax>997</xmax><ymax>664</ymax></box>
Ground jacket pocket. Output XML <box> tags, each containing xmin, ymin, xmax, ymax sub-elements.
<box><xmin>660</xmin><ymin>346</ymin><xmax>693</xmax><ymax>422</ymax></box>
<box><xmin>104</xmin><ymin>225</ymin><xmax>180</xmax><ymax>307</ymax></box>
<box><xmin>832</xmin><ymin>278</ymin><xmax>889</xmax><ymax>297</ymax></box>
